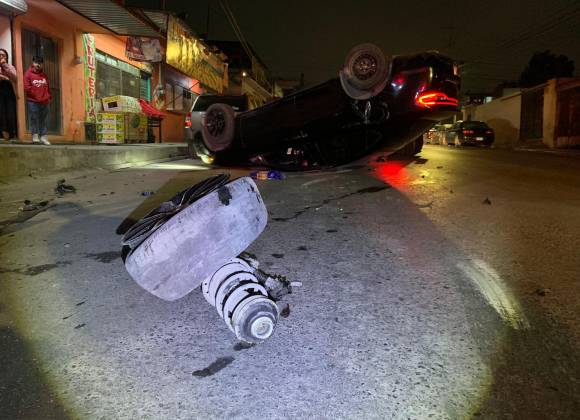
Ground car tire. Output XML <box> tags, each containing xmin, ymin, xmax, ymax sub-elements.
<box><xmin>201</xmin><ymin>103</ymin><xmax>236</xmax><ymax>152</ymax></box>
<box><xmin>339</xmin><ymin>43</ymin><xmax>390</xmax><ymax>100</ymax></box>
<box><xmin>124</xmin><ymin>176</ymin><xmax>268</xmax><ymax>301</ymax></box>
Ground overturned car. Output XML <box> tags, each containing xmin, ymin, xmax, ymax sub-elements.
<box><xmin>191</xmin><ymin>43</ymin><xmax>460</xmax><ymax>168</ymax></box>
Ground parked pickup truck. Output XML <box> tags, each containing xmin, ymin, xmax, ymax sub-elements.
<box><xmin>194</xmin><ymin>43</ymin><xmax>460</xmax><ymax>168</ymax></box>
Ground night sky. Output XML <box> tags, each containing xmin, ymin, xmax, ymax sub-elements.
<box><xmin>127</xmin><ymin>0</ymin><xmax>580</xmax><ymax>93</ymax></box>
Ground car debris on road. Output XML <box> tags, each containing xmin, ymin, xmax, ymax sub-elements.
<box><xmin>122</xmin><ymin>174</ymin><xmax>294</xmax><ymax>344</ymax></box>
<box><xmin>55</xmin><ymin>179</ymin><xmax>76</xmax><ymax>195</ymax></box>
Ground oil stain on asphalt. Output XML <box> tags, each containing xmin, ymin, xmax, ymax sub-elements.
<box><xmin>83</xmin><ymin>251</ymin><xmax>121</xmax><ymax>263</ymax></box>
<box><xmin>192</xmin><ymin>357</ymin><xmax>235</xmax><ymax>378</ymax></box>
<box><xmin>0</xmin><ymin>261</ymin><xmax>72</xmax><ymax>276</ymax></box>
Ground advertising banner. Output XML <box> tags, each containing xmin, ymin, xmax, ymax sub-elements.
<box><xmin>83</xmin><ymin>33</ymin><xmax>97</xmax><ymax>123</ymax></box>
<box><xmin>125</xmin><ymin>37</ymin><xmax>163</xmax><ymax>62</ymax></box>
<box><xmin>166</xmin><ymin>16</ymin><xmax>227</xmax><ymax>93</ymax></box>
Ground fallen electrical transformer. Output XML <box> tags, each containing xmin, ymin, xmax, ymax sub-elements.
<box><xmin>121</xmin><ymin>174</ymin><xmax>293</xmax><ymax>343</ymax></box>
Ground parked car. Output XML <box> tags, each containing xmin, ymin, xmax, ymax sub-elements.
<box><xmin>443</xmin><ymin>120</ymin><xmax>495</xmax><ymax>147</ymax></box>
<box><xmin>185</xmin><ymin>94</ymin><xmax>250</xmax><ymax>163</ymax></box>
<box><xmin>424</xmin><ymin>124</ymin><xmax>449</xmax><ymax>145</ymax></box>
<box><xmin>195</xmin><ymin>43</ymin><xmax>460</xmax><ymax>168</ymax></box>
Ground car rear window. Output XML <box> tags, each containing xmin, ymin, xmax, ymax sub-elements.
<box><xmin>462</xmin><ymin>121</ymin><xmax>489</xmax><ymax>129</ymax></box>
<box><xmin>192</xmin><ymin>96</ymin><xmax>248</xmax><ymax>112</ymax></box>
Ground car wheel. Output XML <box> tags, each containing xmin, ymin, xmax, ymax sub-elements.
<box><xmin>201</xmin><ymin>103</ymin><xmax>236</xmax><ymax>152</ymax></box>
<box><xmin>339</xmin><ymin>43</ymin><xmax>390</xmax><ymax>100</ymax></box>
<box><xmin>124</xmin><ymin>176</ymin><xmax>268</xmax><ymax>301</ymax></box>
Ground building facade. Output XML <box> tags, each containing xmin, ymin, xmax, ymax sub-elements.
<box><xmin>208</xmin><ymin>40</ymin><xmax>273</xmax><ymax>109</ymax></box>
<box><xmin>0</xmin><ymin>0</ymin><xmax>227</xmax><ymax>144</ymax></box>
<box><xmin>462</xmin><ymin>78</ymin><xmax>580</xmax><ymax>149</ymax></box>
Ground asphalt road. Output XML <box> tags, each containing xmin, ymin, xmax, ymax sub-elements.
<box><xmin>1</xmin><ymin>145</ymin><xmax>579</xmax><ymax>419</ymax></box>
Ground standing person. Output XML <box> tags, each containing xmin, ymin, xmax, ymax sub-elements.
<box><xmin>0</xmin><ymin>48</ymin><xmax>17</xmax><ymax>143</ymax></box>
<box><xmin>24</xmin><ymin>56</ymin><xmax>51</xmax><ymax>145</ymax></box>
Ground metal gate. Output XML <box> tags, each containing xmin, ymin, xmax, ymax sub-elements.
<box><xmin>21</xmin><ymin>28</ymin><xmax>61</xmax><ymax>135</ymax></box>
<box><xmin>556</xmin><ymin>86</ymin><xmax>580</xmax><ymax>147</ymax></box>
<box><xmin>520</xmin><ymin>87</ymin><xmax>544</xmax><ymax>141</ymax></box>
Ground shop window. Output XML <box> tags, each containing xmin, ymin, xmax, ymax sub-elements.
<box><xmin>174</xmin><ymin>87</ymin><xmax>184</xmax><ymax>111</ymax></box>
<box><xmin>165</xmin><ymin>83</ymin><xmax>174</xmax><ymax>110</ymax></box>
<box><xmin>164</xmin><ymin>83</ymin><xmax>195</xmax><ymax>113</ymax></box>
<box><xmin>95</xmin><ymin>51</ymin><xmax>150</xmax><ymax>101</ymax></box>
<box><xmin>124</xmin><ymin>73</ymin><xmax>140</xmax><ymax>98</ymax></box>
<box><xmin>182</xmin><ymin>89</ymin><xmax>195</xmax><ymax>113</ymax></box>
<box><xmin>140</xmin><ymin>71</ymin><xmax>151</xmax><ymax>102</ymax></box>
<box><xmin>96</xmin><ymin>61</ymin><xmax>121</xmax><ymax>98</ymax></box>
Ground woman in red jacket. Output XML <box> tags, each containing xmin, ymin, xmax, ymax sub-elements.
<box><xmin>24</xmin><ymin>55</ymin><xmax>51</xmax><ymax>145</ymax></box>
<box><xmin>0</xmin><ymin>48</ymin><xmax>17</xmax><ymax>142</ymax></box>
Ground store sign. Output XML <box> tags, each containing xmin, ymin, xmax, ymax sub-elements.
<box><xmin>83</xmin><ymin>34</ymin><xmax>97</xmax><ymax>123</ymax></box>
<box><xmin>166</xmin><ymin>16</ymin><xmax>227</xmax><ymax>93</ymax></box>
<box><xmin>125</xmin><ymin>37</ymin><xmax>163</xmax><ymax>63</ymax></box>
<box><xmin>0</xmin><ymin>0</ymin><xmax>27</xmax><ymax>14</ymax></box>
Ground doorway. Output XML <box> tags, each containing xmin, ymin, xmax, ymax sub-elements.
<box><xmin>520</xmin><ymin>87</ymin><xmax>544</xmax><ymax>142</ymax></box>
<box><xmin>21</xmin><ymin>28</ymin><xmax>61</xmax><ymax>134</ymax></box>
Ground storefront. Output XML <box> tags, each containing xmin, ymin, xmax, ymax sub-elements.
<box><xmin>6</xmin><ymin>0</ymin><xmax>226</xmax><ymax>144</ymax></box>
<box><xmin>10</xmin><ymin>0</ymin><xmax>166</xmax><ymax>143</ymax></box>
<box><xmin>154</xmin><ymin>62</ymin><xmax>201</xmax><ymax>141</ymax></box>
<box><xmin>161</xmin><ymin>15</ymin><xmax>228</xmax><ymax>139</ymax></box>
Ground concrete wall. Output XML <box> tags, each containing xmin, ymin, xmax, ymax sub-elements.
<box><xmin>542</xmin><ymin>79</ymin><xmax>557</xmax><ymax>148</ymax></box>
<box><xmin>0</xmin><ymin>143</ymin><xmax>187</xmax><ymax>179</ymax></box>
<box><xmin>464</xmin><ymin>92</ymin><xmax>522</xmax><ymax>148</ymax></box>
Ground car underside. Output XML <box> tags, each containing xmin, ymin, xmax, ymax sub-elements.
<box><xmin>194</xmin><ymin>43</ymin><xmax>461</xmax><ymax>169</ymax></box>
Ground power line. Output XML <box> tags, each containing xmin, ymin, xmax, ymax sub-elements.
<box><xmin>499</xmin><ymin>5</ymin><xmax>580</xmax><ymax>50</ymax></box>
<box><xmin>218</xmin><ymin>0</ymin><xmax>255</xmax><ymax>63</ymax></box>
<box><xmin>474</xmin><ymin>3</ymin><xmax>580</xmax><ymax>64</ymax></box>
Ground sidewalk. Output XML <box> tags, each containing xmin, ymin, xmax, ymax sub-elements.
<box><xmin>514</xmin><ymin>145</ymin><xmax>580</xmax><ymax>158</ymax></box>
<box><xmin>0</xmin><ymin>142</ymin><xmax>189</xmax><ymax>179</ymax></box>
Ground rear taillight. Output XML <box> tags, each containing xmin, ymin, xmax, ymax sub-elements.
<box><xmin>185</xmin><ymin>113</ymin><xmax>192</xmax><ymax>128</ymax></box>
<box><xmin>415</xmin><ymin>91</ymin><xmax>458</xmax><ymax>109</ymax></box>
<box><xmin>486</xmin><ymin>130</ymin><xmax>493</xmax><ymax>134</ymax></box>
<box><xmin>463</xmin><ymin>130</ymin><xmax>474</xmax><ymax>135</ymax></box>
